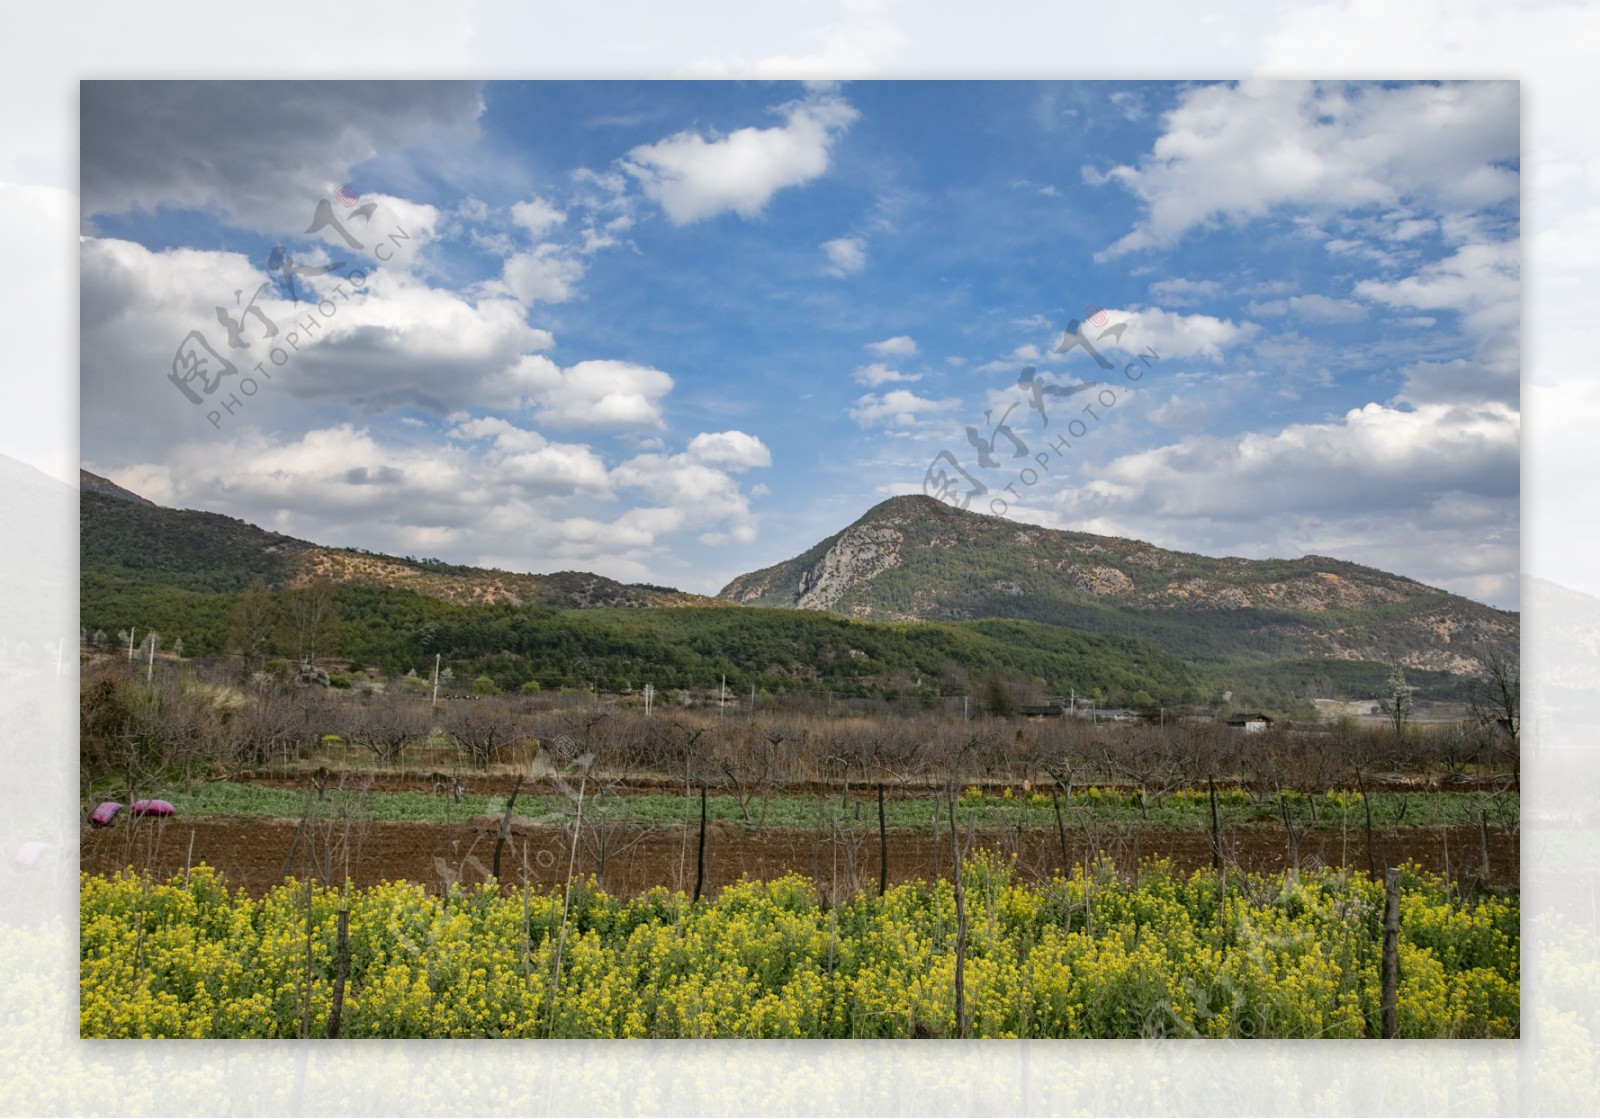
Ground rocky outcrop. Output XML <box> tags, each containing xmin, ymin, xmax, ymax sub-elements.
<box><xmin>795</xmin><ymin>525</ymin><xmax>903</xmax><ymax>611</ymax></box>
<box><xmin>1071</xmin><ymin>565</ymin><xmax>1134</xmax><ymax>596</ymax></box>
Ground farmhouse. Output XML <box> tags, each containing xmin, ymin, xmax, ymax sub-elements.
<box><xmin>1224</xmin><ymin>712</ymin><xmax>1274</xmax><ymax>733</ymax></box>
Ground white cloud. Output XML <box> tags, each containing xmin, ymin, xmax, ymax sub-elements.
<box><xmin>103</xmin><ymin>420</ymin><xmax>770</xmax><ymax>587</ymax></box>
<box><xmin>848</xmin><ymin>389</ymin><xmax>960</xmax><ymax>427</ymax></box>
<box><xmin>1092</xmin><ymin>80</ymin><xmax>1518</xmax><ymax>259</ymax></box>
<box><xmin>1354</xmin><ymin>239</ymin><xmax>1519</xmax><ymax>336</ymax></box>
<box><xmin>866</xmin><ymin>335</ymin><xmax>917</xmax><ymax>357</ymax></box>
<box><xmin>79</xmin><ymin>237</ymin><xmax>562</xmax><ymax>458</ymax></box>
<box><xmin>1063</xmin><ymin>400</ymin><xmax>1518</xmax><ymax>520</ymax></box>
<box><xmin>510</xmin><ymin>196</ymin><xmax>566</xmax><ymax>237</ymax></box>
<box><xmin>853</xmin><ymin>362</ymin><xmax>919</xmax><ymax>387</ymax></box>
<box><xmin>499</xmin><ymin>244</ymin><xmax>586</xmax><ymax>305</ymax></box>
<box><xmin>1074</xmin><ymin>307</ymin><xmax>1258</xmax><ymax>362</ymax></box>
<box><xmin>504</xmin><ymin>357</ymin><xmax>674</xmax><ymax>430</ymax></box>
<box><xmin>822</xmin><ymin>235</ymin><xmax>867</xmax><ymax>277</ymax></box>
<box><xmin>683</xmin><ymin>430</ymin><xmax>772</xmax><ymax>470</ymax></box>
<box><xmin>622</xmin><ymin>92</ymin><xmax>858</xmax><ymax>224</ymax></box>
<box><xmin>1051</xmin><ymin>400</ymin><xmax>1520</xmax><ymax>607</ymax></box>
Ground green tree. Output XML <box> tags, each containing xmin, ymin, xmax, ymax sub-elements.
<box><xmin>982</xmin><ymin>674</ymin><xmax>1016</xmax><ymax>718</ymax></box>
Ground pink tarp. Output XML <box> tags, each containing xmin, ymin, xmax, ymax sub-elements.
<box><xmin>88</xmin><ymin>802</ymin><xmax>123</xmax><ymax>827</ymax></box>
<box><xmin>131</xmin><ymin>800</ymin><xmax>175</xmax><ymax>817</ymax></box>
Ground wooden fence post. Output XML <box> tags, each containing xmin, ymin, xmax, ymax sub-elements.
<box><xmin>325</xmin><ymin>907</ymin><xmax>350</xmax><ymax>1039</ymax></box>
<box><xmin>947</xmin><ymin>787</ymin><xmax>968</xmax><ymax>1040</ymax></box>
<box><xmin>693</xmin><ymin>785</ymin><xmax>707</xmax><ymax>903</ymax></box>
<box><xmin>1382</xmin><ymin>867</ymin><xmax>1402</xmax><ymax>1039</ymax></box>
<box><xmin>1207</xmin><ymin>777</ymin><xmax>1222</xmax><ymax>870</ymax></box>
<box><xmin>492</xmin><ymin>775</ymin><xmax>523</xmax><ymax>882</ymax></box>
<box><xmin>877</xmin><ymin>783</ymin><xmax>888</xmax><ymax>897</ymax></box>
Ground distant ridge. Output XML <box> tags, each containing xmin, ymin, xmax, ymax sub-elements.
<box><xmin>78</xmin><ymin>470</ymin><xmax>719</xmax><ymax>610</ymax></box>
<box><xmin>80</xmin><ymin>468</ymin><xmax>154</xmax><ymax>506</ymax></box>
<box><xmin>719</xmin><ymin>495</ymin><xmax>1517</xmax><ymax>677</ymax></box>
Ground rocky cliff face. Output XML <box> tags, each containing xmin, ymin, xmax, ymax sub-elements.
<box><xmin>795</xmin><ymin>525</ymin><xmax>903</xmax><ymax>610</ymax></box>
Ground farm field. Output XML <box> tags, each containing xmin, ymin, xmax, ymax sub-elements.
<box><xmin>79</xmin><ymin>779</ymin><xmax>1520</xmax><ymax>900</ymax></box>
<box><xmin>80</xmin><ymin>857</ymin><xmax>1518</xmax><ymax>1039</ymax></box>
<box><xmin>79</xmin><ymin>666</ymin><xmax>1522</xmax><ymax>1040</ymax></box>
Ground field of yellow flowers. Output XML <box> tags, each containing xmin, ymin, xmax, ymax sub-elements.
<box><xmin>80</xmin><ymin>855</ymin><xmax>1517</xmax><ymax>1039</ymax></box>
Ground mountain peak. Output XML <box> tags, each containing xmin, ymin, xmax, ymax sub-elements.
<box><xmin>717</xmin><ymin>497</ymin><xmax>1515</xmax><ymax>678</ymax></box>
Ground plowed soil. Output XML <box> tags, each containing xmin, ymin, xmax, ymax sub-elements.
<box><xmin>79</xmin><ymin>815</ymin><xmax>1518</xmax><ymax>900</ymax></box>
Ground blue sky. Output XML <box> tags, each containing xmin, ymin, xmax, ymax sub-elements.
<box><xmin>80</xmin><ymin>79</ymin><xmax>1520</xmax><ymax>607</ymax></box>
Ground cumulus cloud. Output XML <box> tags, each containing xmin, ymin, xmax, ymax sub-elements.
<box><xmin>80</xmin><ymin>235</ymin><xmax>681</xmax><ymax>466</ymax></box>
<box><xmin>101</xmin><ymin>421</ymin><xmax>771</xmax><ymax>588</ymax></box>
<box><xmin>866</xmin><ymin>335</ymin><xmax>917</xmax><ymax>357</ymax></box>
<box><xmin>853</xmin><ymin>362</ymin><xmax>919</xmax><ymax>387</ymax></box>
<box><xmin>80</xmin><ymin>81</ymin><xmax>484</xmax><ymax>233</ymax></box>
<box><xmin>848</xmin><ymin>389</ymin><xmax>960</xmax><ymax>427</ymax></box>
<box><xmin>503</xmin><ymin>357</ymin><xmax>674</xmax><ymax>430</ymax></box>
<box><xmin>1068</xmin><ymin>307</ymin><xmax>1258</xmax><ymax>363</ymax></box>
<box><xmin>1355</xmin><ymin>239</ymin><xmax>1519</xmax><ymax>336</ymax></box>
<box><xmin>1091</xmin><ymin>80</ymin><xmax>1518</xmax><ymax>259</ymax></box>
<box><xmin>683</xmin><ymin>430</ymin><xmax>773</xmax><ymax>469</ymax></box>
<box><xmin>1061</xmin><ymin>400</ymin><xmax>1517</xmax><ymax>520</ymax></box>
<box><xmin>499</xmin><ymin>244</ymin><xmax>586</xmax><ymax>305</ymax></box>
<box><xmin>1051</xmin><ymin>400</ymin><xmax>1520</xmax><ymax>606</ymax></box>
<box><xmin>510</xmin><ymin>196</ymin><xmax>566</xmax><ymax>237</ymax></box>
<box><xmin>622</xmin><ymin>92</ymin><xmax>858</xmax><ymax>224</ymax></box>
<box><xmin>822</xmin><ymin>235</ymin><xmax>868</xmax><ymax>276</ymax></box>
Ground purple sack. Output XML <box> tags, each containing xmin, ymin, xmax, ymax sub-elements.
<box><xmin>89</xmin><ymin>802</ymin><xmax>123</xmax><ymax>827</ymax></box>
<box><xmin>131</xmin><ymin>799</ymin><xmax>176</xmax><ymax>817</ymax></box>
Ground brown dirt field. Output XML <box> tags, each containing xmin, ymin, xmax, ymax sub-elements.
<box><xmin>79</xmin><ymin>816</ymin><xmax>1518</xmax><ymax>900</ymax></box>
<box><xmin>234</xmin><ymin>768</ymin><xmax>1517</xmax><ymax>800</ymax></box>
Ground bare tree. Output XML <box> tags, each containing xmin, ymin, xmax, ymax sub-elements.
<box><xmin>279</xmin><ymin>576</ymin><xmax>339</xmax><ymax>668</ymax></box>
<box><xmin>354</xmin><ymin>698</ymin><xmax>432</xmax><ymax>768</ymax></box>
<box><xmin>226</xmin><ymin>579</ymin><xmax>277</xmax><ymax>680</ymax></box>
<box><xmin>444</xmin><ymin>698</ymin><xmax>518</xmax><ymax>770</ymax></box>
<box><xmin>1469</xmin><ymin>644</ymin><xmax>1520</xmax><ymax>790</ymax></box>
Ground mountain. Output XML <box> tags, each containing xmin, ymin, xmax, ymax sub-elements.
<box><xmin>77</xmin><ymin>472</ymin><xmax>1200</xmax><ymax>700</ymax></box>
<box><xmin>79</xmin><ymin>471</ymin><xmax>720</xmax><ymax>610</ymax></box>
<box><xmin>719</xmin><ymin>495</ymin><xmax>1517</xmax><ymax>680</ymax></box>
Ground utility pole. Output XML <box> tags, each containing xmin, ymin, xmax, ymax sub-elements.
<box><xmin>719</xmin><ymin>674</ymin><xmax>726</xmax><ymax>721</ymax></box>
<box><xmin>146</xmin><ymin>633</ymin><xmax>156</xmax><ymax>686</ymax></box>
<box><xmin>643</xmin><ymin>683</ymin><xmax>653</xmax><ymax>716</ymax></box>
<box><xmin>127</xmin><ymin>628</ymin><xmax>136</xmax><ymax>662</ymax></box>
<box><xmin>432</xmin><ymin>653</ymin><xmax>441</xmax><ymax>705</ymax></box>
